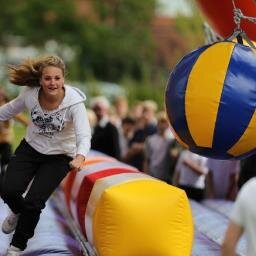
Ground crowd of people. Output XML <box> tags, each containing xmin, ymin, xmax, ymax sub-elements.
<box><xmin>3</xmin><ymin>79</ymin><xmax>252</xmax><ymax>204</ymax></box>
<box><xmin>87</xmin><ymin>94</ymin><xmax>256</xmax><ymax>200</ymax></box>
<box><xmin>1</xmin><ymin>56</ymin><xmax>256</xmax><ymax>255</ymax></box>
<box><xmin>87</xmin><ymin>94</ymin><xmax>256</xmax><ymax>256</ymax></box>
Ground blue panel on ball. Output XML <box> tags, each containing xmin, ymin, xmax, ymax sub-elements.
<box><xmin>189</xmin><ymin>146</ymin><xmax>234</xmax><ymax>160</ymax></box>
<box><xmin>165</xmin><ymin>45</ymin><xmax>209</xmax><ymax>147</ymax></box>
<box><xmin>213</xmin><ymin>44</ymin><xmax>256</xmax><ymax>152</ymax></box>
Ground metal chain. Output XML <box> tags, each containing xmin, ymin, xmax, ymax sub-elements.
<box><xmin>225</xmin><ymin>0</ymin><xmax>256</xmax><ymax>49</ymax></box>
<box><xmin>232</xmin><ymin>0</ymin><xmax>256</xmax><ymax>30</ymax></box>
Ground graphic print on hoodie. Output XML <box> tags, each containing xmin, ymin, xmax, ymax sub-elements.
<box><xmin>27</xmin><ymin>85</ymin><xmax>86</xmax><ymax>139</ymax></box>
<box><xmin>31</xmin><ymin>105</ymin><xmax>66</xmax><ymax>138</ymax></box>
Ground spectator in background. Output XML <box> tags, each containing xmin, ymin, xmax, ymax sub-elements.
<box><xmin>172</xmin><ymin>150</ymin><xmax>208</xmax><ymax>201</ymax></box>
<box><xmin>168</xmin><ymin>138</ymin><xmax>184</xmax><ymax>184</ymax></box>
<box><xmin>140</xmin><ymin>100</ymin><xmax>157</xmax><ymax>133</ymax></box>
<box><xmin>111</xmin><ymin>95</ymin><xmax>129</xmax><ymax>127</ymax></box>
<box><xmin>119</xmin><ymin>116</ymin><xmax>136</xmax><ymax>161</ymax></box>
<box><xmin>144</xmin><ymin>111</ymin><xmax>174</xmax><ymax>183</ymax></box>
<box><xmin>205</xmin><ymin>159</ymin><xmax>240</xmax><ymax>201</ymax></box>
<box><xmin>129</xmin><ymin>101</ymin><xmax>143</xmax><ymax>123</ymax></box>
<box><xmin>124</xmin><ymin>100</ymin><xmax>157</xmax><ymax>170</ymax></box>
<box><xmin>91</xmin><ymin>96</ymin><xmax>120</xmax><ymax>159</ymax></box>
<box><xmin>0</xmin><ymin>88</ymin><xmax>28</xmax><ymax>171</ymax></box>
<box><xmin>222</xmin><ymin>178</ymin><xmax>256</xmax><ymax>256</ymax></box>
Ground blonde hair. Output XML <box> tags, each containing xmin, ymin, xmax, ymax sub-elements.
<box><xmin>156</xmin><ymin>111</ymin><xmax>168</xmax><ymax>122</ymax></box>
<box><xmin>7</xmin><ymin>55</ymin><xmax>66</xmax><ymax>87</ymax></box>
<box><xmin>142</xmin><ymin>100</ymin><xmax>158</xmax><ymax>113</ymax></box>
<box><xmin>90</xmin><ymin>96</ymin><xmax>110</xmax><ymax>110</ymax></box>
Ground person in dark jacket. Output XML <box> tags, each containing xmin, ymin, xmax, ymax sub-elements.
<box><xmin>91</xmin><ymin>96</ymin><xmax>120</xmax><ymax>159</ymax></box>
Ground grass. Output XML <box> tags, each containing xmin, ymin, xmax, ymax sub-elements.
<box><xmin>12</xmin><ymin>123</ymin><xmax>26</xmax><ymax>150</ymax></box>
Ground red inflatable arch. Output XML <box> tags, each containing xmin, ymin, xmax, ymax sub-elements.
<box><xmin>197</xmin><ymin>0</ymin><xmax>256</xmax><ymax>40</ymax></box>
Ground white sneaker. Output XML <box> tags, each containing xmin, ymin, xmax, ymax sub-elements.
<box><xmin>2</xmin><ymin>212</ymin><xmax>19</xmax><ymax>234</ymax></box>
<box><xmin>6</xmin><ymin>245</ymin><xmax>22</xmax><ymax>256</ymax></box>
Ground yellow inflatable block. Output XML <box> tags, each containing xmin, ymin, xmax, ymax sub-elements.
<box><xmin>90</xmin><ymin>178</ymin><xmax>193</xmax><ymax>256</ymax></box>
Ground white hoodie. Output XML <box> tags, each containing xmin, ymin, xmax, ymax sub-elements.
<box><xmin>0</xmin><ymin>85</ymin><xmax>91</xmax><ymax>158</ymax></box>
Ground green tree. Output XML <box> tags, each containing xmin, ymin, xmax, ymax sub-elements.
<box><xmin>0</xmin><ymin>0</ymin><xmax>81</xmax><ymax>46</ymax></box>
<box><xmin>0</xmin><ymin>0</ymin><xmax>157</xmax><ymax>82</ymax></box>
<box><xmin>77</xmin><ymin>0</ymin><xmax>157</xmax><ymax>81</ymax></box>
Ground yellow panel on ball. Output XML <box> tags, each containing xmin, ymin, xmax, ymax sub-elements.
<box><xmin>166</xmin><ymin>41</ymin><xmax>256</xmax><ymax>159</ymax></box>
<box><xmin>185</xmin><ymin>42</ymin><xmax>234</xmax><ymax>147</ymax></box>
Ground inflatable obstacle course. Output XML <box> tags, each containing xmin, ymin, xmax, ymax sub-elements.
<box><xmin>61</xmin><ymin>151</ymin><xmax>194</xmax><ymax>256</ymax></box>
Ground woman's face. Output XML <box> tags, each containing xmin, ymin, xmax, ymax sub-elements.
<box><xmin>40</xmin><ymin>66</ymin><xmax>64</xmax><ymax>97</ymax></box>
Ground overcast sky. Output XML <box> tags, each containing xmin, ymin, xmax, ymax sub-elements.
<box><xmin>157</xmin><ymin>0</ymin><xmax>192</xmax><ymax>17</ymax></box>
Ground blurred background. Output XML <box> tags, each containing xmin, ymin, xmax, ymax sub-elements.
<box><xmin>0</xmin><ymin>0</ymin><xmax>204</xmax><ymax>104</ymax></box>
<box><xmin>0</xmin><ymin>0</ymin><xmax>205</xmax><ymax>148</ymax></box>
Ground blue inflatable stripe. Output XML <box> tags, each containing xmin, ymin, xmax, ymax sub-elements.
<box><xmin>190</xmin><ymin>146</ymin><xmax>233</xmax><ymax>160</ymax></box>
<box><xmin>213</xmin><ymin>44</ymin><xmax>256</xmax><ymax>152</ymax></box>
<box><xmin>166</xmin><ymin>45</ymin><xmax>209</xmax><ymax>147</ymax></box>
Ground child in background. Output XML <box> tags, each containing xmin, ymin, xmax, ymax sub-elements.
<box><xmin>173</xmin><ymin>150</ymin><xmax>208</xmax><ymax>201</ymax></box>
<box><xmin>144</xmin><ymin>112</ymin><xmax>174</xmax><ymax>183</ymax></box>
<box><xmin>119</xmin><ymin>117</ymin><xmax>136</xmax><ymax>161</ymax></box>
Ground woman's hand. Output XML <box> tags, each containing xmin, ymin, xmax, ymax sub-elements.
<box><xmin>69</xmin><ymin>154</ymin><xmax>85</xmax><ymax>171</ymax></box>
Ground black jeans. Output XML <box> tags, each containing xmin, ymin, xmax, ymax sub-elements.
<box><xmin>0</xmin><ymin>142</ymin><xmax>12</xmax><ymax>168</ymax></box>
<box><xmin>0</xmin><ymin>142</ymin><xmax>12</xmax><ymax>196</ymax></box>
<box><xmin>1</xmin><ymin>139</ymin><xmax>72</xmax><ymax>250</ymax></box>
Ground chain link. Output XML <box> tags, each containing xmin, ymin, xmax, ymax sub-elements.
<box><xmin>232</xmin><ymin>0</ymin><xmax>256</xmax><ymax>30</ymax></box>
